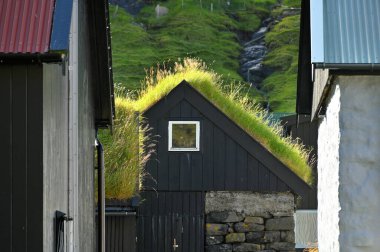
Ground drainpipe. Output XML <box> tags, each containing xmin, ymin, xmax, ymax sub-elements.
<box><xmin>96</xmin><ymin>137</ymin><xmax>105</xmax><ymax>252</ymax></box>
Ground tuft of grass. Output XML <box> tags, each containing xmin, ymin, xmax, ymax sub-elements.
<box><xmin>98</xmin><ymin>98</ymin><xmax>154</xmax><ymax>200</ymax></box>
<box><xmin>132</xmin><ymin>58</ymin><xmax>313</xmax><ymax>185</ymax></box>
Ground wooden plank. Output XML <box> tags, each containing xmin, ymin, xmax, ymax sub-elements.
<box><xmin>158</xmin><ymin>193</ymin><xmax>166</xmax><ymax>251</ymax></box>
<box><xmin>213</xmin><ymin>126</ymin><xmax>225</xmax><ymax>190</ymax></box>
<box><xmin>151</xmin><ymin>193</ymin><xmax>159</xmax><ymax>252</ymax></box>
<box><xmin>180</xmin><ymin>153</ymin><xmax>192</xmax><ymax>191</ymax></box>
<box><xmin>202</xmin><ymin>119</ymin><xmax>213</xmax><ymax>190</ymax></box>
<box><xmin>269</xmin><ymin>171</ymin><xmax>278</xmax><ymax>191</ymax></box>
<box><xmin>26</xmin><ymin>65</ymin><xmax>43</xmax><ymax>251</ymax></box>
<box><xmin>170</xmin><ymin>104</ymin><xmax>181</xmax><ymax>118</ymax></box>
<box><xmin>247</xmin><ymin>155</ymin><xmax>259</xmax><ymax>191</ymax></box>
<box><xmin>182</xmin><ymin>192</ymin><xmax>190</xmax><ymax>252</ymax></box>
<box><xmin>188</xmin><ymin>193</ymin><xmax>196</xmax><ymax>252</ymax></box>
<box><xmin>0</xmin><ymin>65</ymin><xmax>12</xmax><ymax>252</ymax></box>
<box><xmin>145</xmin><ymin>120</ymin><xmax>158</xmax><ymax>190</ymax></box>
<box><xmin>191</xmin><ymin>154</ymin><xmax>203</xmax><ymax>190</ymax></box>
<box><xmin>169</xmin><ymin>153</ymin><xmax>180</xmax><ymax>190</ymax></box>
<box><xmin>11</xmin><ymin>65</ymin><xmax>28</xmax><ymax>252</ymax></box>
<box><xmin>180</xmin><ymin>100</ymin><xmax>192</xmax><ymax>117</ymax></box>
<box><xmin>224</xmin><ymin>137</ymin><xmax>236</xmax><ymax>189</ymax></box>
<box><xmin>190</xmin><ymin>105</ymin><xmax>201</xmax><ymax>117</ymax></box>
<box><xmin>258</xmin><ymin>162</ymin><xmax>270</xmax><ymax>191</ymax></box>
<box><xmin>235</xmin><ymin>144</ymin><xmax>248</xmax><ymax>190</ymax></box>
<box><xmin>157</xmin><ymin>118</ymin><xmax>169</xmax><ymax>190</ymax></box>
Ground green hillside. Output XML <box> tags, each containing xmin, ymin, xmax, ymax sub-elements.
<box><xmin>110</xmin><ymin>0</ymin><xmax>300</xmax><ymax>112</ymax></box>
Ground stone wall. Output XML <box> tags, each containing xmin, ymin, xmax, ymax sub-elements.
<box><xmin>205</xmin><ymin>192</ymin><xmax>295</xmax><ymax>252</ymax></box>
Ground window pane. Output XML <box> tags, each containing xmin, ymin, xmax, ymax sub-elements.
<box><xmin>172</xmin><ymin>124</ymin><xmax>197</xmax><ymax>148</ymax></box>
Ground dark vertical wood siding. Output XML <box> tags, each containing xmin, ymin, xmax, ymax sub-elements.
<box><xmin>282</xmin><ymin>114</ymin><xmax>318</xmax><ymax>209</ymax></box>
<box><xmin>104</xmin><ymin>215</ymin><xmax>136</xmax><ymax>252</ymax></box>
<box><xmin>144</xmin><ymin>99</ymin><xmax>292</xmax><ymax>192</ymax></box>
<box><xmin>0</xmin><ymin>64</ymin><xmax>43</xmax><ymax>251</ymax></box>
<box><xmin>138</xmin><ymin>191</ymin><xmax>204</xmax><ymax>252</ymax></box>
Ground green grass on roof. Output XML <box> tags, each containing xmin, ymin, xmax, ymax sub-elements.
<box><xmin>103</xmin><ymin>58</ymin><xmax>313</xmax><ymax>200</ymax></box>
<box><xmin>134</xmin><ymin>58</ymin><xmax>313</xmax><ymax>185</ymax></box>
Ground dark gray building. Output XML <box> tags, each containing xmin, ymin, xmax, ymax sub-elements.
<box><xmin>0</xmin><ymin>0</ymin><xmax>114</xmax><ymax>251</ymax></box>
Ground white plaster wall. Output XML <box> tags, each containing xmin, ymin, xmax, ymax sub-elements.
<box><xmin>318</xmin><ymin>84</ymin><xmax>341</xmax><ymax>252</ymax></box>
<box><xmin>318</xmin><ymin>76</ymin><xmax>380</xmax><ymax>252</ymax></box>
<box><xmin>338</xmin><ymin>76</ymin><xmax>380</xmax><ymax>252</ymax></box>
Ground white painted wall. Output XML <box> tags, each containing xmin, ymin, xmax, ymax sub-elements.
<box><xmin>318</xmin><ymin>76</ymin><xmax>380</xmax><ymax>252</ymax></box>
<box><xmin>318</xmin><ymin>83</ymin><xmax>341</xmax><ymax>252</ymax></box>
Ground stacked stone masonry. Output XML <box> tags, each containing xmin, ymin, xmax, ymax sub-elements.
<box><xmin>205</xmin><ymin>192</ymin><xmax>295</xmax><ymax>252</ymax></box>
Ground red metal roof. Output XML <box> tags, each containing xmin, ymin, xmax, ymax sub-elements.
<box><xmin>0</xmin><ymin>0</ymin><xmax>56</xmax><ymax>54</ymax></box>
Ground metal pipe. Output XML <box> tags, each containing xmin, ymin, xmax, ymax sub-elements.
<box><xmin>96</xmin><ymin>138</ymin><xmax>105</xmax><ymax>252</ymax></box>
<box><xmin>314</xmin><ymin>63</ymin><xmax>380</xmax><ymax>71</ymax></box>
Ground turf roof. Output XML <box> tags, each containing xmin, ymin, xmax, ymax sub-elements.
<box><xmin>132</xmin><ymin>59</ymin><xmax>313</xmax><ymax>185</ymax></box>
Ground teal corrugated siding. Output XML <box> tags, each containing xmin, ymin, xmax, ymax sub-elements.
<box><xmin>323</xmin><ymin>0</ymin><xmax>380</xmax><ymax>63</ymax></box>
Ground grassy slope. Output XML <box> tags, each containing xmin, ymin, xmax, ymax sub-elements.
<box><xmin>110</xmin><ymin>0</ymin><xmax>275</xmax><ymax>99</ymax></box>
<box><xmin>261</xmin><ymin>0</ymin><xmax>301</xmax><ymax>112</ymax></box>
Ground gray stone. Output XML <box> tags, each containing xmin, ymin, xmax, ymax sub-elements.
<box><xmin>280</xmin><ymin>231</ymin><xmax>295</xmax><ymax>242</ymax></box>
<box><xmin>206</xmin><ymin>223</ymin><xmax>229</xmax><ymax>235</ymax></box>
<box><xmin>205</xmin><ymin>244</ymin><xmax>232</xmax><ymax>252</ymax></box>
<box><xmin>244</xmin><ymin>217</ymin><xmax>264</xmax><ymax>224</ymax></box>
<box><xmin>234</xmin><ymin>222</ymin><xmax>264</xmax><ymax>232</ymax></box>
<box><xmin>264</xmin><ymin>231</ymin><xmax>281</xmax><ymax>243</ymax></box>
<box><xmin>245</xmin><ymin>232</ymin><xmax>264</xmax><ymax>243</ymax></box>
<box><xmin>265</xmin><ymin>217</ymin><xmax>294</xmax><ymax>231</ymax></box>
<box><xmin>267</xmin><ymin>242</ymin><xmax>295</xmax><ymax>250</ymax></box>
<box><xmin>205</xmin><ymin>236</ymin><xmax>224</xmax><ymax>245</ymax></box>
<box><xmin>233</xmin><ymin>243</ymin><xmax>263</xmax><ymax>251</ymax></box>
<box><xmin>207</xmin><ymin>211</ymin><xmax>244</xmax><ymax>223</ymax></box>
<box><xmin>205</xmin><ymin>192</ymin><xmax>294</xmax><ymax>218</ymax></box>
<box><xmin>271</xmin><ymin>210</ymin><xmax>294</xmax><ymax>217</ymax></box>
<box><xmin>226</xmin><ymin>233</ymin><xmax>245</xmax><ymax>243</ymax></box>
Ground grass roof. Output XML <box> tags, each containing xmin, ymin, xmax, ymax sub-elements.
<box><xmin>134</xmin><ymin>58</ymin><xmax>313</xmax><ymax>185</ymax></box>
<box><xmin>102</xmin><ymin>58</ymin><xmax>313</xmax><ymax>200</ymax></box>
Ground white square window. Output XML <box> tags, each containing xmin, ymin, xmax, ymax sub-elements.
<box><xmin>168</xmin><ymin>121</ymin><xmax>200</xmax><ymax>151</ymax></box>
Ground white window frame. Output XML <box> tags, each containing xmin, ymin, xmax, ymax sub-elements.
<box><xmin>168</xmin><ymin>121</ymin><xmax>200</xmax><ymax>151</ymax></box>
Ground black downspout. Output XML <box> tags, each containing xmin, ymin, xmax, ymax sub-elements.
<box><xmin>96</xmin><ymin>138</ymin><xmax>105</xmax><ymax>252</ymax></box>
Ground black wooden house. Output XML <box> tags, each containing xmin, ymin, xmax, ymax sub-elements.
<box><xmin>138</xmin><ymin>81</ymin><xmax>312</xmax><ymax>252</ymax></box>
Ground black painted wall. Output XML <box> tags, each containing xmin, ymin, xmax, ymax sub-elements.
<box><xmin>0</xmin><ymin>64</ymin><xmax>44</xmax><ymax>251</ymax></box>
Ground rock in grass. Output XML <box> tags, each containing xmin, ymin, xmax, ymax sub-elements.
<box><xmin>206</xmin><ymin>223</ymin><xmax>228</xmax><ymax>235</ymax></box>
<box><xmin>225</xmin><ymin>233</ymin><xmax>245</xmax><ymax>243</ymax></box>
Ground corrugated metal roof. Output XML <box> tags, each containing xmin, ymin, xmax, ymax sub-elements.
<box><xmin>321</xmin><ymin>0</ymin><xmax>380</xmax><ymax>64</ymax></box>
<box><xmin>0</xmin><ymin>0</ymin><xmax>56</xmax><ymax>54</ymax></box>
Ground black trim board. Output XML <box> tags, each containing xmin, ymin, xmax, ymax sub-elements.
<box><xmin>144</xmin><ymin>80</ymin><xmax>312</xmax><ymax>199</ymax></box>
